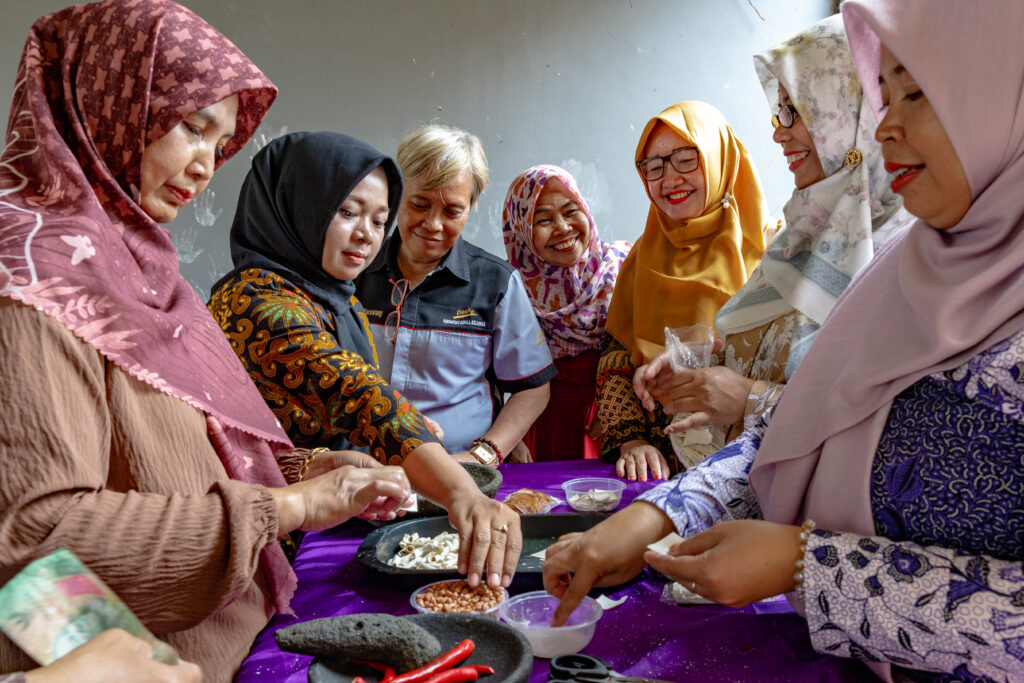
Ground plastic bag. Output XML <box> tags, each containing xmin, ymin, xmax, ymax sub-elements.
<box><xmin>663</xmin><ymin>324</ymin><xmax>726</xmax><ymax>470</ymax></box>
<box><xmin>502</xmin><ymin>488</ymin><xmax>561</xmax><ymax>514</ymax></box>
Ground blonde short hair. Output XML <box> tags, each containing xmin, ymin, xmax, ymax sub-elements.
<box><xmin>396</xmin><ymin>124</ymin><xmax>489</xmax><ymax>206</ymax></box>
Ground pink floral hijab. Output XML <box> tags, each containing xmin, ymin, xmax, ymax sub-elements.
<box><xmin>502</xmin><ymin>165</ymin><xmax>631</xmax><ymax>359</ymax></box>
<box><xmin>0</xmin><ymin>0</ymin><xmax>295</xmax><ymax>610</ymax></box>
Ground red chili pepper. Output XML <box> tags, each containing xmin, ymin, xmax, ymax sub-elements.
<box><xmin>352</xmin><ymin>659</ymin><xmax>396</xmax><ymax>681</ymax></box>
<box><xmin>466</xmin><ymin>665</ymin><xmax>494</xmax><ymax>675</ymax></box>
<box><xmin>352</xmin><ymin>678</ymin><xmax>369</xmax><ymax>683</ymax></box>
<box><xmin>419</xmin><ymin>667</ymin><xmax>480</xmax><ymax>683</ymax></box>
<box><xmin>390</xmin><ymin>639</ymin><xmax>475</xmax><ymax>683</ymax></box>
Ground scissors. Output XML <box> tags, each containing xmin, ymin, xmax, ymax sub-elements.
<box><xmin>548</xmin><ymin>654</ymin><xmax>678</xmax><ymax>683</ymax></box>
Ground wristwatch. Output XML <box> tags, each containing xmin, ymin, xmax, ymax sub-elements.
<box><xmin>469</xmin><ymin>441</ymin><xmax>498</xmax><ymax>467</ymax></box>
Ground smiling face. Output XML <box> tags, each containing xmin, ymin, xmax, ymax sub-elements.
<box><xmin>875</xmin><ymin>44</ymin><xmax>971</xmax><ymax>230</ymax></box>
<box><xmin>772</xmin><ymin>85</ymin><xmax>826</xmax><ymax>190</ymax></box>
<box><xmin>321</xmin><ymin>166</ymin><xmax>390</xmax><ymax>281</ymax></box>
<box><xmin>530</xmin><ymin>178</ymin><xmax>591</xmax><ymax>267</ymax></box>
<box><xmin>139</xmin><ymin>94</ymin><xmax>239</xmax><ymax>223</ymax></box>
<box><xmin>641</xmin><ymin>123</ymin><xmax>706</xmax><ymax>222</ymax></box>
<box><xmin>396</xmin><ymin>169</ymin><xmax>475</xmax><ymax>268</ymax></box>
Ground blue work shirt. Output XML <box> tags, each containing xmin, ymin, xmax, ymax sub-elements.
<box><xmin>355</xmin><ymin>233</ymin><xmax>556</xmax><ymax>453</ymax></box>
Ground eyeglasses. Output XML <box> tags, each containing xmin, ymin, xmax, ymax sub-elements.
<box><xmin>772</xmin><ymin>104</ymin><xmax>800</xmax><ymax>129</ymax></box>
<box><xmin>383</xmin><ymin>278</ymin><xmax>409</xmax><ymax>343</ymax></box>
<box><xmin>636</xmin><ymin>146</ymin><xmax>699</xmax><ymax>181</ymax></box>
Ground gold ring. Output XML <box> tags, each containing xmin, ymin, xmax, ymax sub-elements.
<box><xmin>493</xmin><ymin>524</ymin><xmax>509</xmax><ymax>533</ymax></box>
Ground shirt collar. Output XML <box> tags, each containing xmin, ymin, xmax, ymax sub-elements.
<box><xmin>371</xmin><ymin>231</ymin><xmax>472</xmax><ymax>284</ymax></box>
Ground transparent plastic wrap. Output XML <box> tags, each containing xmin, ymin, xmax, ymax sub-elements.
<box><xmin>502</xmin><ymin>488</ymin><xmax>561</xmax><ymax>514</ymax></box>
<box><xmin>663</xmin><ymin>324</ymin><xmax>726</xmax><ymax>470</ymax></box>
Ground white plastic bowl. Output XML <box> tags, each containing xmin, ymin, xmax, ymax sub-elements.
<box><xmin>561</xmin><ymin>477</ymin><xmax>626</xmax><ymax>512</ymax></box>
<box><xmin>498</xmin><ymin>591</ymin><xmax>602</xmax><ymax>658</ymax></box>
<box><xmin>409</xmin><ymin>579</ymin><xmax>506</xmax><ymax>619</ymax></box>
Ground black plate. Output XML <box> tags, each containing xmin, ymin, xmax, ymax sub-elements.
<box><xmin>307</xmin><ymin>613</ymin><xmax>532</xmax><ymax>683</ymax></box>
<box><xmin>355</xmin><ymin>513</ymin><xmax>608</xmax><ymax>589</ymax></box>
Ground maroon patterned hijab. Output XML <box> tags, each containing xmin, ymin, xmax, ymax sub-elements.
<box><xmin>0</xmin><ymin>0</ymin><xmax>296</xmax><ymax>610</ymax></box>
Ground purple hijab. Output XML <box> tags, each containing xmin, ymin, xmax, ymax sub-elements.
<box><xmin>750</xmin><ymin>0</ymin><xmax>1024</xmax><ymax>544</ymax></box>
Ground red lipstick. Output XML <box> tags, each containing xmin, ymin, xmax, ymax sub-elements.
<box><xmin>885</xmin><ymin>162</ymin><xmax>924</xmax><ymax>193</ymax></box>
<box><xmin>166</xmin><ymin>185</ymin><xmax>193</xmax><ymax>204</ymax></box>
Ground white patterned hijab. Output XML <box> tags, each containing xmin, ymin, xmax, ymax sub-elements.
<box><xmin>715</xmin><ymin>14</ymin><xmax>912</xmax><ymax>376</ymax></box>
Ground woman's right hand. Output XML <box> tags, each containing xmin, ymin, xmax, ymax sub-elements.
<box><xmin>271</xmin><ymin>465</ymin><xmax>411</xmax><ymax>533</ymax></box>
<box><xmin>25</xmin><ymin>628</ymin><xmax>201</xmax><ymax>683</ymax></box>
<box><xmin>542</xmin><ymin>502</ymin><xmax>675</xmax><ymax>626</ymax></box>
<box><xmin>616</xmin><ymin>439</ymin><xmax>670</xmax><ymax>481</ymax></box>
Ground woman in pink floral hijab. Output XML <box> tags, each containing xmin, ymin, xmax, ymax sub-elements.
<box><xmin>0</xmin><ymin>1</ymin><xmax>410</xmax><ymax>680</ymax></box>
<box><xmin>503</xmin><ymin>164</ymin><xmax>631</xmax><ymax>460</ymax></box>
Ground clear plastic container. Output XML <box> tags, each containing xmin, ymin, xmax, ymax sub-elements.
<box><xmin>561</xmin><ymin>477</ymin><xmax>626</xmax><ymax>512</ymax></box>
<box><xmin>498</xmin><ymin>591</ymin><xmax>602</xmax><ymax>658</ymax></box>
<box><xmin>409</xmin><ymin>579</ymin><xmax>506</xmax><ymax>618</ymax></box>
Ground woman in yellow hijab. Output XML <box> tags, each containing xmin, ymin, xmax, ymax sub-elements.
<box><xmin>597</xmin><ymin>100</ymin><xmax>773</xmax><ymax>481</ymax></box>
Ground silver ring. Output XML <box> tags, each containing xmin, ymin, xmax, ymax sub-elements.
<box><xmin>494</xmin><ymin>524</ymin><xmax>509</xmax><ymax>533</ymax></box>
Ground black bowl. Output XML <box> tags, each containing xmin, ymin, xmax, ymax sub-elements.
<box><xmin>307</xmin><ymin>613</ymin><xmax>532</xmax><ymax>683</ymax></box>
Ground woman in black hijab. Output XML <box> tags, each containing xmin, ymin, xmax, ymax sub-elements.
<box><xmin>209</xmin><ymin>131</ymin><xmax>522</xmax><ymax>589</ymax></box>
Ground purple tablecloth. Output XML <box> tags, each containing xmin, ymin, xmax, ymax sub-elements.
<box><xmin>236</xmin><ymin>460</ymin><xmax>871</xmax><ymax>682</ymax></box>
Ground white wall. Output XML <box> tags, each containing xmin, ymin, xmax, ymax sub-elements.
<box><xmin>2</xmin><ymin>0</ymin><xmax>831</xmax><ymax>298</ymax></box>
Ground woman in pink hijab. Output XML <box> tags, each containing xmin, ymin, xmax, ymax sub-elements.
<box><xmin>545</xmin><ymin>2</ymin><xmax>1024</xmax><ymax>680</ymax></box>
<box><xmin>0</xmin><ymin>1</ymin><xmax>411</xmax><ymax>680</ymax></box>
<box><xmin>502</xmin><ymin>165</ymin><xmax>631</xmax><ymax>460</ymax></box>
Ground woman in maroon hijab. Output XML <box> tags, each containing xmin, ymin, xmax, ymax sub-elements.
<box><xmin>0</xmin><ymin>1</ymin><xmax>412</xmax><ymax>680</ymax></box>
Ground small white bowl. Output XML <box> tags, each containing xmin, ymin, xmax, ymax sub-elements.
<box><xmin>409</xmin><ymin>579</ymin><xmax>506</xmax><ymax>619</ymax></box>
<box><xmin>561</xmin><ymin>477</ymin><xmax>626</xmax><ymax>512</ymax></box>
<box><xmin>498</xmin><ymin>591</ymin><xmax>602</xmax><ymax>658</ymax></box>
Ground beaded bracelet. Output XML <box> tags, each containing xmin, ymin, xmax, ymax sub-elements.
<box><xmin>472</xmin><ymin>437</ymin><xmax>502</xmax><ymax>464</ymax></box>
<box><xmin>793</xmin><ymin>518</ymin><xmax>816</xmax><ymax>601</ymax></box>
<box><xmin>297</xmin><ymin>447</ymin><xmax>329</xmax><ymax>482</ymax></box>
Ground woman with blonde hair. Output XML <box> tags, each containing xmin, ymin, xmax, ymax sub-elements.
<box><xmin>356</xmin><ymin>124</ymin><xmax>555</xmax><ymax>466</ymax></box>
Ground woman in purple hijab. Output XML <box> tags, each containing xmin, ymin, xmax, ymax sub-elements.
<box><xmin>544</xmin><ymin>3</ymin><xmax>1024</xmax><ymax>680</ymax></box>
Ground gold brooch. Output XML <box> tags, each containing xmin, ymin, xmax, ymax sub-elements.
<box><xmin>845</xmin><ymin>148</ymin><xmax>863</xmax><ymax>168</ymax></box>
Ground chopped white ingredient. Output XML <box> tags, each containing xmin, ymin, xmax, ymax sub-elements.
<box><xmin>647</xmin><ymin>532</ymin><xmax>685</xmax><ymax>555</ymax></box>
<box><xmin>388</xmin><ymin>531</ymin><xmax>460</xmax><ymax>570</ymax></box>
<box><xmin>596</xmin><ymin>594</ymin><xmax>627</xmax><ymax>610</ymax></box>
<box><xmin>567</xmin><ymin>489</ymin><xmax>619</xmax><ymax>511</ymax></box>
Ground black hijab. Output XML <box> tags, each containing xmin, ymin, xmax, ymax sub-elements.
<box><xmin>219</xmin><ymin>131</ymin><xmax>403</xmax><ymax>363</ymax></box>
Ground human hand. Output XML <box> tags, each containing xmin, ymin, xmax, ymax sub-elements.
<box><xmin>660</xmin><ymin>367</ymin><xmax>754</xmax><ymax>431</ymax></box>
<box><xmin>273</xmin><ymin>465</ymin><xmax>412</xmax><ymax>532</ymax></box>
<box><xmin>616</xmin><ymin>440</ymin><xmax>670</xmax><ymax>481</ymax></box>
<box><xmin>633</xmin><ymin>353</ymin><xmax>674</xmax><ymax>411</ymax></box>
<box><xmin>643</xmin><ymin>520</ymin><xmax>802</xmax><ymax>608</ymax></box>
<box><xmin>542</xmin><ymin>502</ymin><xmax>673</xmax><ymax>626</ymax></box>
<box><xmin>447</xmin><ymin>493</ymin><xmax>522</xmax><ymax>589</ymax></box>
<box><xmin>25</xmin><ymin>628</ymin><xmax>201</xmax><ymax>683</ymax></box>
<box><xmin>506</xmin><ymin>440</ymin><xmax>533</xmax><ymax>464</ymax></box>
<box><xmin>451</xmin><ymin>451</ymin><xmax>479</xmax><ymax>464</ymax></box>
<box><xmin>423</xmin><ymin>415</ymin><xmax>445</xmax><ymax>440</ymax></box>
<box><xmin>303</xmin><ymin>449</ymin><xmax>381</xmax><ymax>480</ymax></box>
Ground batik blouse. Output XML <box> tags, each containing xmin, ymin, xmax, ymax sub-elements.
<box><xmin>638</xmin><ymin>329</ymin><xmax>1024</xmax><ymax>681</ymax></box>
<box><xmin>208</xmin><ymin>269</ymin><xmax>437</xmax><ymax>465</ymax></box>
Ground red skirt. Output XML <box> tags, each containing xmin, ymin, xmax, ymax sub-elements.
<box><xmin>523</xmin><ymin>349</ymin><xmax>600</xmax><ymax>461</ymax></box>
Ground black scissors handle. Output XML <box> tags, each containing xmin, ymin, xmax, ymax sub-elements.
<box><xmin>548</xmin><ymin>653</ymin><xmax>610</xmax><ymax>681</ymax></box>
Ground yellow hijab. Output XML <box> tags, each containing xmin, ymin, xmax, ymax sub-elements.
<box><xmin>605</xmin><ymin>100</ymin><xmax>772</xmax><ymax>364</ymax></box>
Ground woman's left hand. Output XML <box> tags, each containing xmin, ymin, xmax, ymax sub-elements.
<box><xmin>447</xmin><ymin>493</ymin><xmax>522</xmax><ymax>589</ymax></box>
<box><xmin>642</xmin><ymin>520</ymin><xmax>802</xmax><ymax>608</ymax></box>
<box><xmin>304</xmin><ymin>449</ymin><xmax>381</xmax><ymax>480</ymax></box>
